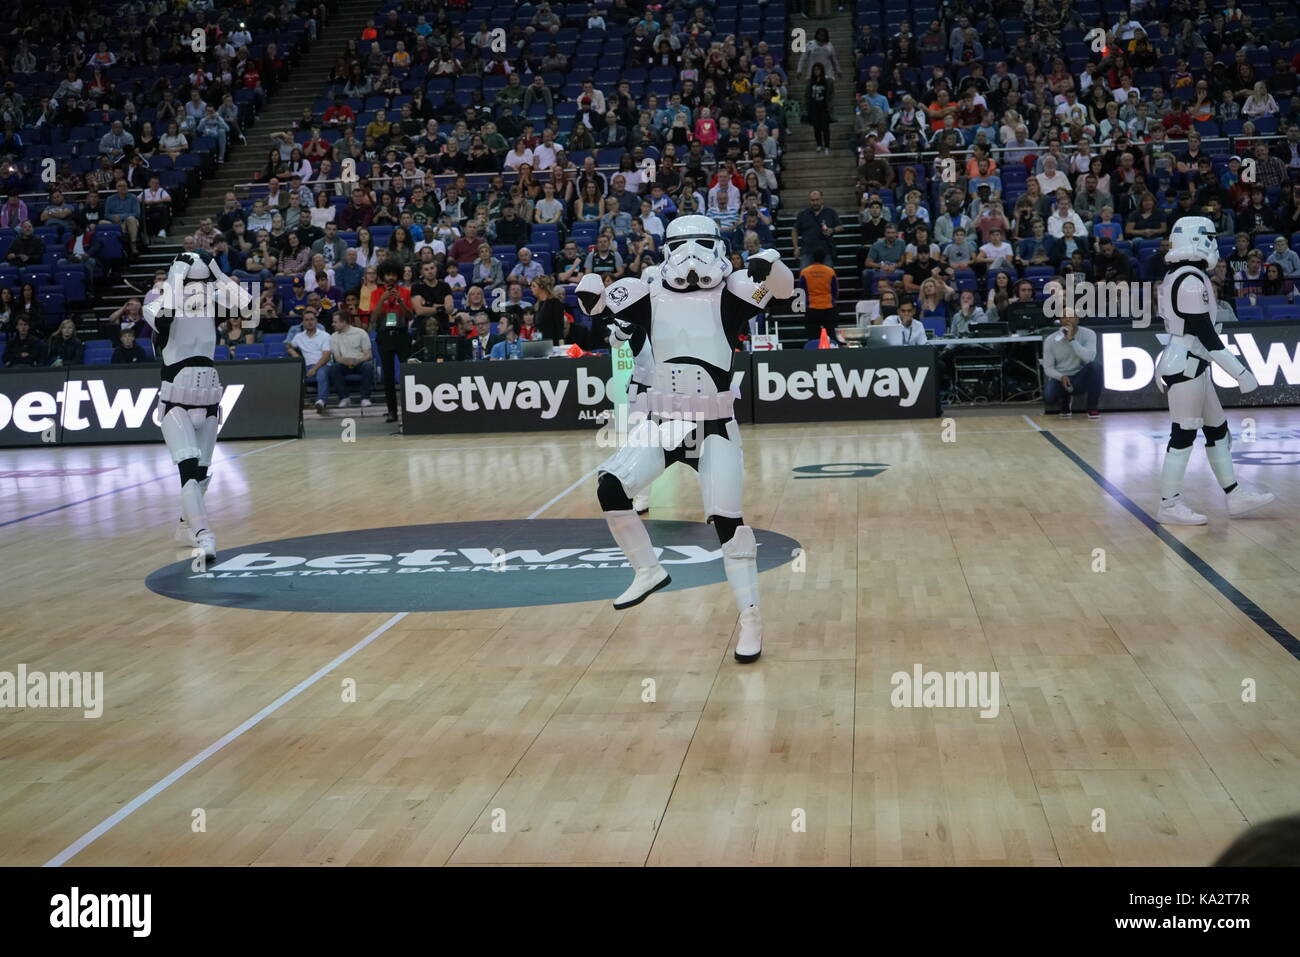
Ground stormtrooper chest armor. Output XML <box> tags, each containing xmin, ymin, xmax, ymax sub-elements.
<box><xmin>647</xmin><ymin>285</ymin><xmax>731</xmax><ymax>386</ymax></box>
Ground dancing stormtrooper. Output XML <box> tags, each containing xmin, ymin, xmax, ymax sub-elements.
<box><xmin>578</xmin><ymin>216</ymin><xmax>794</xmax><ymax>662</ymax></box>
<box><xmin>1156</xmin><ymin>216</ymin><xmax>1273</xmax><ymax>524</ymax></box>
<box><xmin>142</xmin><ymin>249</ymin><xmax>255</xmax><ymax>560</ymax></box>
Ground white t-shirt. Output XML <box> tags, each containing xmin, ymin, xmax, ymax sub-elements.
<box><xmin>291</xmin><ymin>328</ymin><xmax>331</xmax><ymax>366</ymax></box>
<box><xmin>504</xmin><ymin>148</ymin><xmax>535</xmax><ymax>171</ymax></box>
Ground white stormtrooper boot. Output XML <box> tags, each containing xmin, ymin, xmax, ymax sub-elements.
<box><xmin>175</xmin><ymin>474</ymin><xmax>212</xmax><ymax>544</ymax></box>
<box><xmin>180</xmin><ymin>479</ymin><xmax>217</xmax><ymax>563</ymax></box>
<box><xmin>605</xmin><ymin>509</ymin><xmax>670</xmax><ymax>609</ymax></box>
<box><xmin>1226</xmin><ymin>485</ymin><xmax>1274</xmax><ymax>517</ymax></box>
<box><xmin>723</xmin><ymin>525</ymin><xmax>762</xmax><ymax>663</ymax></box>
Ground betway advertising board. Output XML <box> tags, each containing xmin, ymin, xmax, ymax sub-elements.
<box><xmin>401</xmin><ymin>350</ymin><xmax>940</xmax><ymax>433</ymax></box>
<box><xmin>0</xmin><ymin>360</ymin><xmax>303</xmax><ymax>447</ymax></box>
<box><xmin>1096</xmin><ymin>323</ymin><xmax>1300</xmax><ymax>411</ymax></box>
<box><xmin>749</xmin><ymin>346</ymin><xmax>940</xmax><ymax>423</ymax></box>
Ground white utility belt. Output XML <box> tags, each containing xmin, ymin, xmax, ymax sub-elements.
<box><xmin>639</xmin><ymin>388</ymin><xmax>734</xmax><ymax>420</ymax></box>
<box><xmin>160</xmin><ymin>365</ymin><xmax>224</xmax><ymax>407</ymax></box>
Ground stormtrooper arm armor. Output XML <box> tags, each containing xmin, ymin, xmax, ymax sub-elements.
<box><xmin>576</xmin><ymin>274</ymin><xmax>652</xmax><ymax>329</ymax></box>
<box><xmin>211</xmin><ymin>258</ymin><xmax>258</xmax><ymax>330</ymax></box>
<box><xmin>721</xmin><ymin>249</ymin><xmax>795</xmax><ymax>336</ymax></box>
<box><xmin>142</xmin><ymin>259</ymin><xmax>190</xmax><ymax>331</ymax></box>
<box><xmin>1173</xmin><ymin>271</ymin><xmax>1256</xmax><ymax>391</ymax></box>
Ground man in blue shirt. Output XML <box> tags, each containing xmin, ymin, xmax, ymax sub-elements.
<box><xmin>104</xmin><ymin>181</ymin><xmax>143</xmax><ymax>253</ymax></box>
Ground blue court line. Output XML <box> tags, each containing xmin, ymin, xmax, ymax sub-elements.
<box><xmin>1035</xmin><ymin>427</ymin><xmax>1300</xmax><ymax>661</ymax></box>
<box><xmin>0</xmin><ymin>438</ymin><xmax>297</xmax><ymax>530</ymax></box>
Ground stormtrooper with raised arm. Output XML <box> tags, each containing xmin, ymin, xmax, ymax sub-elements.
<box><xmin>1155</xmin><ymin>216</ymin><xmax>1273</xmax><ymax>525</ymax></box>
<box><xmin>578</xmin><ymin>216</ymin><xmax>793</xmax><ymax>662</ymax></box>
<box><xmin>142</xmin><ymin>249</ymin><xmax>256</xmax><ymax>560</ymax></box>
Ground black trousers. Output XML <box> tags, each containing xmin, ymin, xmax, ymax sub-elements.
<box><xmin>377</xmin><ymin>334</ymin><xmax>413</xmax><ymax>416</ymax></box>
<box><xmin>804</xmin><ymin>307</ymin><xmax>838</xmax><ymax>341</ymax></box>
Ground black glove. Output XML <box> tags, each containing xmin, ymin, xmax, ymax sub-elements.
<box><xmin>747</xmin><ymin>256</ymin><xmax>772</xmax><ymax>282</ymax></box>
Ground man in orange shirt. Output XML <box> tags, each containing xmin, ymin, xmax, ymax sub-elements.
<box><xmin>799</xmin><ymin>248</ymin><xmax>840</xmax><ymax>342</ymax></box>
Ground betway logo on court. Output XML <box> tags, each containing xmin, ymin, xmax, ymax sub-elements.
<box><xmin>0</xmin><ymin>381</ymin><xmax>244</xmax><ymax>434</ymax></box>
<box><xmin>1102</xmin><ymin>332</ymin><xmax>1300</xmax><ymax>390</ymax></box>
<box><xmin>404</xmin><ymin>367</ymin><xmax>611</xmax><ymax>418</ymax></box>
<box><xmin>756</xmin><ymin>361</ymin><xmax>930</xmax><ymax>406</ymax></box>
<box><xmin>194</xmin><ymin>544</ymin><xmax>728</xmax><ymax>579</ymax></box>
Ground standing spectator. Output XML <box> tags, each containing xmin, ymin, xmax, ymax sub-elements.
<box><xmin>793</xmin><ymin>190</ymin><xmax>842</xmax><ymax>269</ymax></box>
<box><xmin>328</xmin><ymin>312</ymin><xmax>375</xmax><ymax>408</ymax></box>
<box><xmin>368</xmin><ymin>262</ymin><xmax>416</xmax><ymax>423</ymax></box>
<box><xmin>805</xmin><ymin>64</ymin><xmax>835</xmax><ymax>155</ymax></box>
<box><xmin>799</xmin><ymin>248</ymin><xmax>840</xmax><ymax>342</ymax></box>
<box><xmin>1042</xmin><ymin>312</ymin><xmax>1101</xmax><ymax>419</ymax></box>
<box><xmin>796</xmin><ymin>27</ymin><xmax>842</xmax><ymax>81</ymax></box>
<box><xmin>531</xmin><ymin>276</ymin><xmax>565</xmax><ymax>344</ymax></box>
<box><xmin>287</xmin><ymin>309</ymin><xmax>335</xmax><ymax>414</ymax></box>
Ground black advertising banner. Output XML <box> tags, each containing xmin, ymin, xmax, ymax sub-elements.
<box><xmin>0</xmin><ymin>359</ymin><xmax>304</xmax><ymax>448</ymax></box>
<box><xmin>401</xmin><ymin>356</ymin><xmax>618</xmax><ymax>433</ymax></box>
<box><xmin>748</xmin><ymin>346</ymin><xmax>941</xmax><ymax>423</ymax></box>
<box><xmin>1094</xmin><ymin>322</ymin><xmax>1300</xmax><ymax>411</ymax></box>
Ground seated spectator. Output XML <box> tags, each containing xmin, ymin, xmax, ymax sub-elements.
<box><xmin>882</xmin><ymin>300</ymin><xmax>929</xmax><ymax>344</ymax></box>
<box><xmin>1042</xmin><ymin>312</ymin><xmax>1101</xmax><ymax>418</ymax></box>
<box><xmin>286</xmin><ymin>309</ymin><xmax>334</xmax><ymax>414</ymax></box>
<box><xmin>1267</xmin><ymin>236</ymin><xmax>1300</xmax><ymax>279</ymax></box>
<box><xmin>217</xmin><ymin>315</ymin><xmax>263</xmax><ymax>358</ymax></box>
<box><xmin>111</xmin><ymin>327</ymin><xmax>151</xmax><ymax>364</ymax></box>
<box><xmin>159</xmin><ymin>121</ymin><xmax>189</xmax><ymax>159</ymax></box>
<box><xmin>947</xmin><ymin>290</ymin><xmax>989</xmax><ymax>336</ymax></box>
<box><xmin>43</xmin><ymin>319</ymin><xmax>84</xmax><ymax>366</ymax></box>
<box><xmin>61</xmin><ymin>221</ymin><xmax>109</xmax><ymax>291</ymax></box>
<box><xmin>105</xmin><ymin>181</ymin><xmax>143</xmax><ymax>254</ymax></box>
<box><xmin>508</xmin><ymin>247</ymin><xmax>545</xmax><ymax>285</ymax></box>
<box><xmin>2</xmin><ymin>316</ymin><xmax>41</xmax><ymax>366</ymax></box>
<box><xmin>328</xmin><ymin>311</ymin><xmax>374</xmax><ymax>407</ymax></box>
<box><xmin>5</xmin><ymin>219</ymin><xmax>43</xmax><ymax>267</ymax></box>
<box><xmin>470</xmin><ymin>243</ymin><xmax>504</xmax><ymax>290</ymax></box>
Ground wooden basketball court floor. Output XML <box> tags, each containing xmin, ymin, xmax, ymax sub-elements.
<box><xmin>2</xmin><ymin>406</ymin><xmax>1299</xmax><ymax>867</ymax></box>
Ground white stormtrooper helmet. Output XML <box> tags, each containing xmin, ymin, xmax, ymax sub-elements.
<box><xmin>661</xmin><ymin>214</ymin><xmax>731</xmax><ymax>291</ymax></box>
<box><xmin>1167</xmin><ymin>216</ymin><xmax>1219</xmax><ymax>269</ymax></box>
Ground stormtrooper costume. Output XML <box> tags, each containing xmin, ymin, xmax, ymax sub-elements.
<box><xmin>578</xmin><ymin>216</ymin><xmax>794</xmax><ymax>662</ymax></box>
<box><xmin>1155</xmin><ymin>216</ymin><xmax>1273</xmax><ymax>524</ymax></box>
<box><xmin>142</xmin><ymin>249</ymin><xmax>255</xmax><ymax>560</ymax></box>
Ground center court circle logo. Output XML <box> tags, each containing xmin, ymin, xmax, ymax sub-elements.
<box><xmin>145</xmin><ymin>520</ymin><xmax>802</xmax><ymax>612</ymax></box>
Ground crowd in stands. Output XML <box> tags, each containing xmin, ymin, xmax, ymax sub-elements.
<box><xmin>835</xmin><ymin>0</ymin><xmax>1300</xmax><ymax>335</ymax></box>
<box><xmin>108</xmin><ymin>0</ymin><xmax>795</xmax><ymax>376</ymax></box>
<box><xmin>0</xmin><ymin>0</ymin><xmax>322</xmax><ymax>355</ymax></box>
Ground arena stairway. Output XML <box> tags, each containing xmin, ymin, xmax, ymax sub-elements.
<box><xmin>766</xmin><ymin>7</ymin><xmax>864</xmax><ymax>347</ymax></box>
<box><xmin>88</xmin><ymin>0</ymin><xmax>372</xmax><ymax>333</ymax></box>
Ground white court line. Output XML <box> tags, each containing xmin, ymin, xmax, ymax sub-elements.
<box><xmin>528</xmin><ymin>468</ymin><xmax>598</xmax><ymax>519</ymax></box>
<box><xmin>1022</xmin><ymin>414</ymin><xmax>1044</xmax><ymax>432</ymax></box>
<box><xmin>43</xmin><ymin>463</ymin><xmax>595</xmax><ymax>867</ymax></box>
